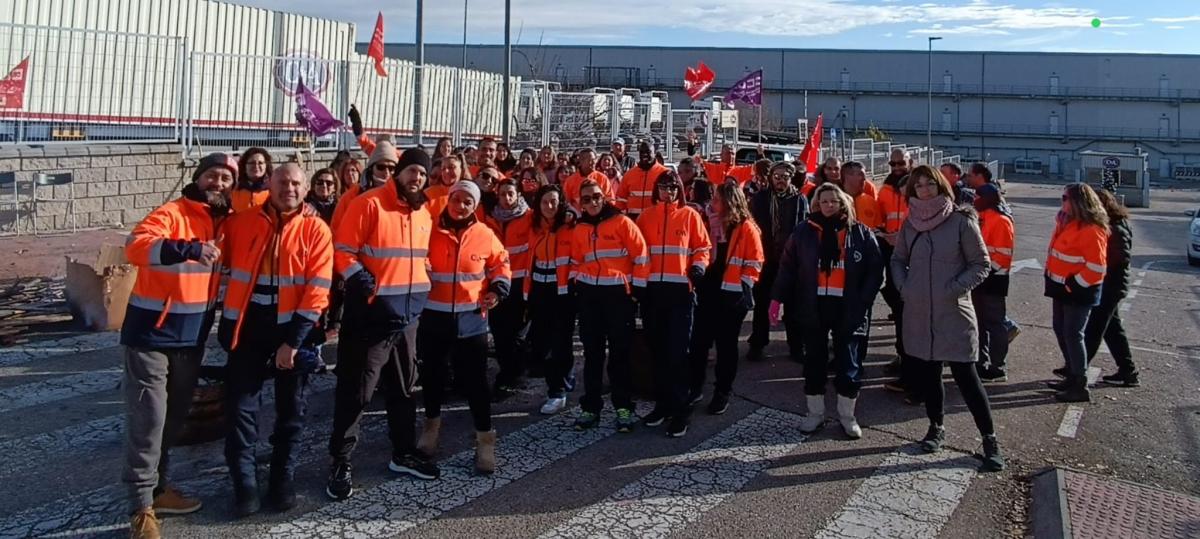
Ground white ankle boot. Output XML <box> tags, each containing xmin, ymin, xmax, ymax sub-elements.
<box><xmin>800</xmin><ymin>394</ymin><xmax>825</xmax><ymax>433</ymax></box>
<box><xmin>837</xmin><ymin>396</ymin><xmax>862</xmax><ymax>439</ymax></box>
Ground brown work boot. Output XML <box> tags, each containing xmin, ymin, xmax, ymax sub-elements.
<box><xmin>152</xmin><ymin>485</ymin><xmax>202</xmax><ymax>515</ymax></box>
<box><xmin>416</xmin><ymin>417</ymin><xmax>441</xmax><ymax>458</ymax></box>
<box><xmin>475</xmin><ymin>430</ymin><xmax>497</xmax><ymax>475</ymax></box>
<box><xmin>129</xmin><ymin>508</ymin><xmax>160</xmax><ymax>539</ymax></box>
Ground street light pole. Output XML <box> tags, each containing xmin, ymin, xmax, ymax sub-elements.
<box><xmin>414</xmin><ymin>0</ymin><xmax>425</xmax><ymax>146</ymax></box>
<box><xmin>927</xmin><ymin>36</ymin><xmax>942</xmax><ymax>150</ymax></box>
<box><xmin>501</xmin><ymin>0</ymin><xmax>512</xmax><ymax>144</ymax></box>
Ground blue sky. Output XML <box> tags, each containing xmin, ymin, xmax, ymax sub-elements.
<box><xmin>245</xmin><ymin>0</ymin><xmax>1200</xmax><ymax>54</ymax></box>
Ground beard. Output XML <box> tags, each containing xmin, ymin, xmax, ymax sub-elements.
<box><xmin>183</xmin><ymin>183</ymin><xmax>231</xmax><ymax>216</ymax></box>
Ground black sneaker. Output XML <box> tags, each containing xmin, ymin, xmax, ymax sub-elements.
<box><xmin>1045</xmin><ymin>377</ymin><xmax>1072</xmax><ymax>391</ymax></box>
<box><xmin>687</xmin><ymin>390</ymin><xmax>704</xmax><ymax>407</ymax></box>
<box><xmin>920</xmin><ymin>424</ymin><xmax>945</xmax><ymax>454</ymax></box>
<box><xmin>979</xmin><ymin>434</ymin><xmax>1005</xmax><ymax>472</ymax></box>
<box><xmin>746</xmin><ymin>346</ymin><xmax>765</xmax><ymax>362</ymax></box>
<box><xmin>642</xmin><ymin>408</ymin><xmax>670</xmax><ymax>427</ymax></box>
<box><xmin>1052</xmin><ymin>366</ymin><xmax>1070</xmax><ymax>378</ymax></box>
<box><xmin>615</xmin><ymin>408</ymin><xmax>638</xmax><ymax>433</ymax></box>
<box><xmin>666</xmin><ymin>416</ymin><xmax>689</xmax><ymax>438</ymax></box>
<box><xmin>979</xmin><ymin>367</ymin><xmax>1008</xmax><ymax>383</ymax></box>
<box><xmin>234</xmin><ymin>486</ymin><xmax>261</xmax><ymax>518</ymax></box>
<box><xmin>266</xmin><ymin>480</ymin><xmax>297</xmax><ymax>512</ymax></box>
<box><xmin>389</xmin><ymin>452</ymin><xmax>441</xmax><ymax>480</ymax></box>
<box><xmin>574</xmin><ymin>411</ymin><xmax>600</xmax><ymax>430</ymax></box>
<box><xmin>707</xmin><ymin>392</ymin><xmax>730</xmax><ymax>415</ymax></box>
<box><xmin>325</xmin><ymin>460</ymin><xmax>354</xmax><ymax>500</ymax></box>
<box><xmin>1101</xmin><ymin>370</ymin><xmax>1140</xmax><ymax>387</ymax></box>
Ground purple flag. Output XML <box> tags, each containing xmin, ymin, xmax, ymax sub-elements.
<box><xmin>294</xmin><ymin>77</ymin><xmax>343</xmax><ymax>137</ymax></box>
<box><xmin>725</xmin><ymin>69</ymin><xmax>763</xmax><ymax>107</ymax></box>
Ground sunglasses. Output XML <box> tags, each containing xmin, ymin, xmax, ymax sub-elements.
<box><xmin>581</xmin><ymin>193</ymin><xmax>604</xmax><ymax>204</ymax></box>
<box><xmin>888</xmin><ymin>161</ymin><xmax>907</xmax><ymax>166</ymax></box>
<box><xmin>374</xmin><ymin>164</ymin><xmax>395</xmax><ymax>171</ymax></box>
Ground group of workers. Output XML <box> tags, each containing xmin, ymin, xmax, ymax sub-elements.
<box><xmin>117</xmin><ymin>129</ymin><xmax>1135</xmax><ymax>539</ymax></box>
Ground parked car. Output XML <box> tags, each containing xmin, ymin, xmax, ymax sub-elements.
<box><xmin>1188</xmin><ymin>208</ymin><xmax>1200</xmax><ymax>266</ymax></box>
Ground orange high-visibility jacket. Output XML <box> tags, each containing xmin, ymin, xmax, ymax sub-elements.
<box><xmin>331</xmin><ymin>183</ymin><xmax>362</xmax><ymax>232</ymax></box>
<box><xmin>1044</xmin><ymin>220</ymin><xmax>1108</xmax><ymax>303</ymax></box>
<box><xmin>877</xmin><ymin>183</ymin><xmax>909</xmax><ymax>233</ymax></box>
<box><xmin>424</xmin><ymin>183</ymin><xmax>451</xmax><ymax>222</ymax></box>
<box><xmin>231</xmin><ymin>187</ymin><xmax>269</xmax><ymax>214</ymax></box>
<box><xmin>614</xmin><ymin>163</ymin><xmax>669</xmax><ymax>218</ymax></box>
<box><xmin>523</xmin><ymin>220</ymin><xmax>574</xmax><ymax>297</ymax></box>
<box><xmin>810</xmin><ymin>222</ymin><xmax>849</xmax><ymax>297</ymax></box>
<box><xmin>634</xmin><ymin>201</ymin><xmax>712</xmax><ymax>287</ymax></box>
<box><xmin>219</xmin><ymin>206</ymin><xmax>333</xmax><ymax>350</ymax></box>
<box><xmin>334</xmin><ymin>179</ymin><xmax>433</xmax><ymax>327</ymax></box>
<box><xmin>701</xmin><ymin>161</ymin><xmax>754</xmax><ymax>187</ymax></box>
<box><xmin>569</xmin><ymin>207</ymin><xmax>648</xmax><ymax>290</ymax></box>
<box><xmin>121</xmin><ymin>197</ymin><xmax>222</xmax><ymax>348</ymax></box>
<box><xmin>719</xmin><ymin>219</ymin><xmax>765</xmax><ymax>293</ymax></box>
<box><xmin>979</xmin><ymin>208</ymin><xmax>1015</xmax><ymax>275</ymax></box>
<box><xmin>854</xmin><ymin>192</ymin><xmax>884</xmax><ymax>230</ymax></box>
<box><xmin>562</xmin><ymin>171</ymin><xmax>613</xmax><ymax>209</ymax></box>
<box><xmin>426</xmin><ymin>218</ymin><xmax>511</xmax><ymax>327</ymax></box>
<box><xmin>485</xmin><ymin>211</ymin><xmax>533</xmax><ymax>280</ymax></box>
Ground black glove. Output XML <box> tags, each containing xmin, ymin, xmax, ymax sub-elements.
<box><xmin>348</xmin><ymin>105</ymin><xmax>363</xmax><ymax>137</ymax></box>
<box><xmin>737</xmin><ymin>280</ymin><xmax>755</xmax><ymax>311</ymax></box>
<box><xmin>346</xmin><ymin>269</ymin><xmax>377</xmax><ymax>298</ymax></box>
<box><xmin>687</xmin><ymin>265</ymin><xmax>705</xmax><ymax>288</ymax></box>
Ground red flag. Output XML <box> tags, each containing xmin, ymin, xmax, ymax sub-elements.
<box><xmin>683</xmin><ymin>61</ymin><xmax>715</xmax><ymax>101</ymax></box>
<box><xmin>0</xmin><ymin>56</ymin><xmax>29</xmax><ymax>110</ymax></box>
<box><xmin>799</xmin><ymin>114</ymin><xmax>823</xmax><ymax>175</ymax></box>
<box><xmin>367</xmin><ymin>12</ymin><xmax>387</xmax><ymax>77</ymax></box>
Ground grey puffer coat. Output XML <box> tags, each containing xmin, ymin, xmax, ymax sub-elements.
<box><xmin>890</xmin><ymin>208</ymin><xmax>990</xmax><ymax>363</ymax></box>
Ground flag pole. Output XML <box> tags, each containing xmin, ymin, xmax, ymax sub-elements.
<box><xmin>757</xmin><ymin>66</ymin><xmax>764</xmax><ymax>148</ymax></box>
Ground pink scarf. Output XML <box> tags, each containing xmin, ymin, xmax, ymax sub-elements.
<box><xmin>907</xmin><ymin>195</ymin><xmax>954</xmax><ymax>232</ymax></box>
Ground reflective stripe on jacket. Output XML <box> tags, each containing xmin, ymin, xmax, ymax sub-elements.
<box><xmin>634</xmin><ymin>201</ymin><xmax>711</xmax><ymax>288</ymax></box>
<box><xmin>569</xmin><ymin>207</ymin><xmax>648</xmax><ymax>291</ymax></box>
<box><xmin>614</xmin><ymin>163</ymin><xmax>668</xmax><ymax>218</ymax></box>
<box><xmin>719</xmin><ymin>219</ymin><xmax>765</xmax><ymax>293</ymax></box>
<box><xmin>484</xmin><ymin>211</ymin><xmax>533</xmax><ymax>280</ymax></box>
<box><xmin>121</xmin><ymin>196</ymin><xmax>221</xmax><ymax>348</ymax></box>
<box><xmin>219</xmin><ymin>205</ymin><xmax>333</xmax><ymax>351</ymax></box>
<box><xmin>1044</xmin><ymin>220</ymin><xmax>1108</xmax><ymax>305</ymax></box>
<box><xmin>426</xmin><ymin>218</ymin><xmax>511</xmax><ymax>337</ymax></box>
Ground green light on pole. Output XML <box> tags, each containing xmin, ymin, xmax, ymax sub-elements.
<box><xmin>1091</xmin><ymin>18</ymin><xmax>1101</xmax><ymax>28</ymax></box>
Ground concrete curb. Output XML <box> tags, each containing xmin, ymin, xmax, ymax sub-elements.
<box><xmin>1030</xmin><ymin>467</ymin><xmax>1072</xmax><ymax>539</ymax></box>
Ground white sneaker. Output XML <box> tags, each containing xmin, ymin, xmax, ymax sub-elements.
<box><xmin>540</xmin><ymin>396</ymin><xmax>567</xmax><ymax>415</ymax></box>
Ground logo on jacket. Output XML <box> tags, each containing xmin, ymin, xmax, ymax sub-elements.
<box><xmin>853</xmin><ymin>251</ymin><xmax>863</xmax><ymax>263</ymax></box>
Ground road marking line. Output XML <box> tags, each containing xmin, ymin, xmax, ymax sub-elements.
<box><xmin>539</xmin><ymin>408</ymin><xmax>805</xmax><ymax>539</ymax></box>
<box><xmin>1133</xmin><ymin>279</ymin><xmax>1143</xmax><ymax>286</ymax></box>
<box><xmin>1125</xmin><ymin>290</ymin><xmax>1139</xmax><ymax>300</ymax></box>
<box><xmin>0</xmin><ymin>333</ymin><xmax>120</xmax><ymax>368</ymax></box>
<box><xmin>267</xmin><ymin>403</ymin><xmax>652</xmax><ymax>538</ymax></box>
<box><xmin>0</xmin><ymin>373</ymin><xmax>364</xmax><ymax>538</ymax></box>
<box><xmin>1057</xmin><ymin>406</ymin><xmax>1085</xmax><ymax>438</ymax></box>
<box><xmin>1086</xmin><ymin>366</ymin><xmax>1101</xmax><ymax>386</ymax></box>
<box><xmin>0</xmin><ymin>374</ymin><xmax>338</xmax><ymax>478</ymax></box>
<box><xmin>813</xmin><ymin>447</ymin><xmax>977</xmax><ymax>539</ymax></box>
<box><xmin>0</xmin><ymin>370</ymin><xmax>123</xmax><ymax>414</ymax></box>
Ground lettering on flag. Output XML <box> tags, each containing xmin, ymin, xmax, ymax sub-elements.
<box><xmin>294</xmin><ymin>77</ymin><xmax>344</xmax><ymax>137</ymax></box>
<box><xmin>0</xmin><ymin>57</ymin><xmax>30</xmax><ymax>110</ymax></box>
<box><xmin>683</xmin><ymin>61</ymin><xmax>715</xmax><ymax>101</ymax></box>
<box><xmin>725</xmin><ymin>69</ymin><xmax>763</xmax><ymax>107</ymax></box>
<box><xmin>367</xmin><ymin>12</ymin><xmax>388</xmax><ymax>77</ymax></box>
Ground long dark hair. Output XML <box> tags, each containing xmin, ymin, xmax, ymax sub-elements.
<box><xmin>531</xmin><ymin>184</ymin><xmax>569</xmax><ymax>231</ymax></box>
<box><xmin>1094</xmin><ymin>189</ymin><xmax>1130</xmax><ymax>221</ymax></box>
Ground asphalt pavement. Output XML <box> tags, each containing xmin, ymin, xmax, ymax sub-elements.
<box><xmin>0</xmin><ymin>179</ymin><xmax>1197</xmax><ymax>538</ymax></box>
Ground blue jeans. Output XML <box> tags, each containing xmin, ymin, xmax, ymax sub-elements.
<box><xmin>224</xmin><ymin>341</ymin><xmax>310</xmax><ymax>490</ymax></box>
<box><xmin>1052</xmin><ymin>299</ymin><xmax>1093</xmax><ymax>377</ymax></box>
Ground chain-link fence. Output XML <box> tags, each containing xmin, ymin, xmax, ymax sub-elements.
<box><xmin>0</xmin><ymin>22</ymin><xmax>183</xmax><ymax>144</ymax></box>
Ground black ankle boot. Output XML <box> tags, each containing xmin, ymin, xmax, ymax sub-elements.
<box><xmin>233</xmin><ymin>485</ymin><xmax>260</xmax><ymax>518</ymax></box>
<box><xmin>1054</xmin><ymin>377</ymin><xmax>1091</xmax><ymax>403</ymax></box>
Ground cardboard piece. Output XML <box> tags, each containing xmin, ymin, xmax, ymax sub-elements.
<box><xmin>64</xmin><ymin>244</ymin><xmax>138</xmax><ymax>331</ymax></box>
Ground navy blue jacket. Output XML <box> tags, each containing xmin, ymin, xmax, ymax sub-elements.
<box><xmin>771</xmin><ymin>220</ymin><xmax>884</xmax><ymax>336</ymax></box>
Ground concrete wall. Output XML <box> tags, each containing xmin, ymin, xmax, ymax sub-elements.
<box><xmin>0</xmin><ymin>145</ymin><xmax>340</xmax><ymax>234</ymax></box>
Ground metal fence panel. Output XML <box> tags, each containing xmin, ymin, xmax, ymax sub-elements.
<box><xmin>0</xmin><ymin>23</ymin><xmax>183</xmax><ymax>144</ymax></box>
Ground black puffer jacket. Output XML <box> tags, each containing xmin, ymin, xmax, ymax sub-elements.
<box><xmin>1103</xmin><ymin>217</ymin><xmax>1132</xmax><ymax>296</ymax></box>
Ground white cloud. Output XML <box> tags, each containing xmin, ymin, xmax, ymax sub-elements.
<box><xmin>909</xmin><ymin>26</ymin><xmax>1011</xmax><ymax>36</ymax></box>
<box><xmin>1147</xmin><ymin>15</ymin><xmax>1200</xmax><ymax>23</ymax></box>
<box><xmin>1164</xmin><ymin>25</ymin><xmax>1186</xmax><ymax>30</ymax></box>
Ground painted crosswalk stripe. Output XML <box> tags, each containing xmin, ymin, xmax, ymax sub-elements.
<box><xmin>0</xmin><ymin>374</ymin><xmax>343</xmax><ymax>538</ymax></box>
<box><xmin>540</xmin><ymin>407</ymin><xmax>806</xmax><ymax>539</ymax></box>
<box><xmin>1057</xmin><ymin>406</ymin><xmax>1085</xmax><ymax>438</ymax></box>
<box><xmin>0</xmin><ymin>374</ymin><xmax>338</xmax><ymax>479</ymax></box>
<box><xmin>0</xmin><ymin>370</ymin><xmax>123</xmax><ymax>414</ymax></box>
<box><xmin>0</xmin><ymin>332</ymin><xmax>120</xmax><ymax>368</ymax></box>
<box><xmin>814</xmin><ymin>447</ymin><xmax>977</xmax><ymax>539</ymax></box>
<box><xmin>267</xmin><ymin>404</ymin><xmax>651</xmax><ymax>538</ymax></box>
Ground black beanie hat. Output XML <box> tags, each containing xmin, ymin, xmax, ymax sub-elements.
<box><xmin>192</xmin><ymin>153</ymin><xmax>239</xmax><ymax>183</ymax></box>
<box><xmin>395</xmin><ymin>148</ymin><xmax>432</xmax><ymax>175</ymax></box>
